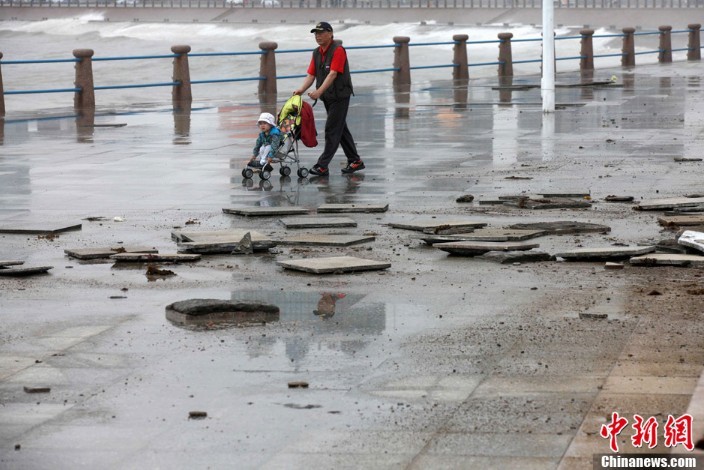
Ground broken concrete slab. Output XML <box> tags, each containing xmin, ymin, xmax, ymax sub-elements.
<box><xmin>508</xmin><ymin>221</ymin><xmax>611</xmax><ymax>235</ymax></box>
<box><xmin>605</xmin><ymin>262</ymin><xmax>625</xmax><ymax>270</ymax></box>
<box><xmin>674</xmin><ymin>157</ymin><xmax>703</xmax><ymax>162</ymax></box>
<box><xmin>172</xmin><ymin>229</ymin><xmax>275</xmax><ymax>252</ymax></box>
<box><xmin>433</xmin><ymin>241</ymin><xmax>540</xmax><ymax>256</ymax></box>
<box><xmin>222</xmin><ymin>206</ymin><xmax>309</xmax><ymax>217</ymax></box>
<box><xmin>279</xmin><ymin>217</ymin><xmax>357</xmax><ymax>229</ymax></box>
<box><xmin>317</xmin><ymin>203</ymin><xmax>389</xmax><ymax>213</ymax></box>
<box><xmin>537</xmin><ymin>192</ymin><xmax>591</xmax><ymax>198</ymax></box>
<box><xmin>630</xmin><ymin>253</ymin><xmax>704</xmax><ymax>268</ymax></box>
<box><xmin>658</xmin><ymin>215</ymin><xmax>704</xmax><ymax>227</ymax></box>
<box><xmin>278</xmin><ymin>234</ymin><xmax>375</xmax><ymax>247</ymax></box>
<box><xmin>0</xmin><ymin>266</ymin><xmax>53</xmax><ymax>276</ymax></box>
<box><xmin>277</xmin><ymin>255</ymin><xmax>390</xmax><ymax>274</ymax></box>
<box><xmin>388</xmin><ymin>219</ymin><xmax>487</xmax><ymax>234</ymax></box>
<box><xmin>636</xmin><ymin>197</ymin><xmax>704</xmax><ymax>211</ymax></box>
<box><xmin>604</xmin><ymin>195</ymin><xmax>634</xmax><ymax>203</ymax></box>
<box><xmin>0</xmin><ymin>223</ymin><xmax>81</xmax><ymax>235</ymax></box>
<box><xmin>165</xmin><ymin>299</ymin><xmax>280</xmax><ymax>326</ymax></box>
<box><xmin>416</xmin><ymin>228</ymin><xmax>546</xmax><ymax>244</ymax></box>
<box><xmin>677</xmin><ymin>230</ymin><xmax>704</xmax><ymax>254</ymax></box>
<box><xmin>110</xmin><ymin>253</ymin><xmax>202</xmax><ymax>263</ymax></box>
<box><xmin>503</xmin><ymin>197</ymin><xmax>592</xmax><ymax>210</ymax></box>
<box><xmin>0</xmin><ymin>260</ymin><xmax>24</xmax><ymax>268</ymax></box>
<box><xmin>64</xmin><ymin>246</ymin><xmax>158</xmax><ymax>260</ymax></box>
<box><xmin>480</xmin><ymin>250</ymin><xmax>553</xmax><ymax>264</ymax></box>
<box><xmin>556</xmin><ymin>246</ymin><xmax>656</xmax><ymax>261</ymax></box>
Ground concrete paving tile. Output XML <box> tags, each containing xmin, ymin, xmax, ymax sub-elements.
<box><xmin>222</xmin><ymin>206</ymin><xmax>309</xmax><ymax>216</ymax></box>
<box><xmin>278</xmin><ymin>234</ymin><xmax>375</xmax><ymax>246</ymax></box>
<box><xmin>601</xmin><ymin>376</ymin><xmax>698</xmax><ymax>395</ymax></box>
<box><xmin>425</xmin><ymin>432</ymin><xmax>573</xmax><ymax>457</ymax></box>
<box><xmin>0</xmin><ymin>403</ymin><xmax>68</xmax><ymax>426</ymax></box>
<box><xmin>263</xmin><ymin>452</ymin><xmax>413</xmax><ymax>470</ymax></box>
<box><xmin>556</xmin><ymin>246</ymin><xmax>656</xmax><ymax>260</ymax></box>
<box><xmin>0</xmin><ymin>222</ymin><xmax>81</xmax><ymax>234</ymax></box>
<box><xmin>472</xmin><ymin>376</ymin><xmax>604</xmax><ymax>396</ymax></box>
<box><xmin>434</xmin><ymin>241</ymin><xmax>540</xmax><ymax>256</ymax></box>
<box><xmin>611</xmin><ymin>359</ymin><xmax>703</xmax><ymax>377</ymax></box>
<box><xmin>279</xmin><ymin>216</ymin><xmax>357</xmax><ymax>229</ymax></box>
<box><xmin>277</xmin><ymin>255</ymin><xmax>390</xmax><ymax>274</ymax></box>
<box><xmin>317</xmin><ymin>203</ymin><xmax>389</xmax><ymax>213</ymax></box>
<box><xmin>412</xmin><ymin>455</ymin><xmax>560</xmax><ymax>470</ymax></box>
<box><xmin>280</xmin><ymin>430</ymin><xmax>434</xmax><ymax>455</ymax></box>
<box><xmin>586</xmin><ymin>393</ymin><xmax>692</xmax><ymax>420</ymax></box>
<box><xmin>637</xmin><ymin>197</ymin><xmax>704</xmax><ymax>211</ymax></box>
<box><xmin>0</xmin><ymin>450</ymin><xmax>124</xmax><ymax>470</ymax></box>
<box><xmin>630</xmin><ymin>253</ymin><xmax>704</xmax><ymax>267</ymax></box>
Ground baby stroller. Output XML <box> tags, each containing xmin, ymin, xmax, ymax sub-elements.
<box><xmin>241</xmin><ymin>95</ymin><xmax>317</xmax><ymax>181</ymax></box>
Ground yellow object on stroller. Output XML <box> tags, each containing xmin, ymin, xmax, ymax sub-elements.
<box><xmin>242</xmin><ymin>95</ymin><xmax>313</xmax><ymax>181</ymax></box>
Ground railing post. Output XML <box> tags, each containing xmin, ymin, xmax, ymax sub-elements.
<box><xmin>73</xmin><ymin>49</ymin><xmax>95</xmax><ymax>111</ymax></box>
<box><xmin>498</xmin><ymin>32</ymin><xmax>513</xmax><ymax>78</ymax></box>
<box><xmin>171</xmin><ymin>45</ymin><xmax>192</xmax><ymax>104</ymax></box>
<box><xmin>580</xmin><ymin>28</ymin><xmax>594</xmax><ymax>71</ymax></box>
<box><xmin>622</xmin><ymin>27</ymin><xmax>635</xmax><ymax>67</ymax></box>
<box><xmin>452</xmin><ymin>34</ymin><xmax>469</xmax><ymax>81</ymax></box>
<box><xmin>393</xmin><ymin>36</ymin><xmax>411</xmax><ymax>87</ymax></box>
<box><xmin>688</xmin><ymin>23</ymin><xmax>701</xmax><ymax>60</ymax></box>
<box><xmin>258</xmin><ymin>41</ymin><xmax>278</xmax><ymax>96</ymax></box>
<box><xmin>0</xmin><ymin>52</ymin><xmax>5</xmax><ymax>117</ymax></box>
<box><xmin>659</xmin><ymin>25</ymin><xmax>672</xmax><ymax>63</ymax></box>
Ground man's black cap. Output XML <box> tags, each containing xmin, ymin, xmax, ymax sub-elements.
<box><xmin>310</xmin><ymin>21</ymin><xmax>333</xmax><ymax>33</ymax></box>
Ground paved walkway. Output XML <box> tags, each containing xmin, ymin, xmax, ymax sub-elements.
<box><xmin>2</xmin><ymin>63</ymin><xmax>704</xmax><ymax>469</ymax></box>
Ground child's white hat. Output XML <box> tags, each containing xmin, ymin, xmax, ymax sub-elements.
<box><xmin>257</xmin><ymin>112</ymin><xmax>276</xmax><ymax>127</ymax></box>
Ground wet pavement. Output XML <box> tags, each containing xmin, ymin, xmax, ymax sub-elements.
<box><xmin>3</xmin><ymin>62</ymin><xmax>704</xmax><ymax>469</ymax></box>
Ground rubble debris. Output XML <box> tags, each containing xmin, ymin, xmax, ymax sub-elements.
<box><xmin>677</xmin><ymin>230</ymin><xmax>704</xmax><ymax>254</ymax></box>
<box><xmin>556</xmin><ymin>246</ymin><xmax>655</xmax><ymax>261</ymax></box>
<box><xmin>674</xmin><ymin>157</ymin><xmax>703</xmax><ymax>162</ymax></box>
<box><xmin>434</xmin><ymin>241</ymin><xmax>540</xmax><ymax>257</ymax></box>
<box><xmin>188</xmin><ymin>411</ymin><xmax>207</xmax><ymax>419</ymax></box>
<box><xmin>174</xmin><ymin>229</ymin><xmax>275</xmax><ymax>253</ymax></box>
<box><xmin>166</xmin><ymin>299</ymin><xmax>280</xmax><ymax>326</ymax></box>
<box><xmin>503</xmin><ymin>197</ymin><xmax>591</xmax><ymax>210</ymax></box>
<box><xmin>0</xmin><ymin>223</ymin><xmax>81</xmax><ymax>235</ymax></box>
<box><xmin>278</xmin><ymin>234</ymin><xmax>375</xmax><ymax>247</ymax></box>
<box><xmin>630</xmin><ymin>253</ymin><xmax>704</xmax><ymax>267</ymax></box>
<box><xmin>480</xmin><ymin>250</ymin><xmax>553</xmax><ymax>264</ymax></box>
<box><xmin>65</xmin><ymin>246</ymin><xmax>157</xmax><ymax>260</ymax></box>
<box><xmin>283</xmin><ymin>404</ymin><xmax>321</xmax><ymax>410</ymax></box>
<box><xmin>604</xmin><ymin>195</ymin><xmax>634</xmax><ymax>202</ymax></box>
<box><xmin>146</xmin><ymin>266</ymin><xmax>175</xmax><ymax>278</ymax></box>
<box><xmin>222</xmin><ymin>206</ymin><xmax>309</xmax><ymax>216</ymax></box>
<box><xmin>605</xmin><ymin>262</ymin><xmax>624</xmax><ymax>270</ymax></box>
<box><xmin>455</xmin><ymin>195</ymin><xmax>475</xmax><ymax>203</ymax></box>
<box><xmin>508</xmin><ymin>221</ymin><xmax>611</xmax><ymax>235</ymax></box>
<box><xmin>317</xmin><ymin>203</ymin><xmax>389</xmax><ymax>213</ymax></box>
<box><xmin>659</xmin><ymin>215</ymin><xmax>704</xmax><ymax>228</ymax></box>
<box><xmin>579</xmin><ymin>312</ymin><xmax>608</xmax><ymax>320</ymax></box>
<box><xmin>288</xmin><ymin>381</ymin><xmax>309</xmax><ymax>389</ymax></box>
<box><xmin>537</xmin><ymin>191</ymin><xmax>591</xmax><ymax>198</ymax></box>
<box><xmin>0</xmin><ymin>260</ymin><xmax>24</xmax><ymax>268</ymax></box>
<box><xmin>23</xmin><ymin>386</ymin><xmax>51</xmax><ymax>393</ymax></box>
<box><xmin>111</xmin><ymin>253</ymin><xmax>201</xmax><ymax>263</ymax></box>
<box><xmin>279</xmin><ymin>217</ymin><xmax>357</xmax><ymax>229</ymax></box>
<box><xmin>635</xmin><ymin>197</ymin><xmax>704</xmax><ymax>211</ymax></box>
<box><xmin>231</xmin><ymin>232</ymin><xmax>254</xmax><ymax>255</ymax></box>
<box><xmin>388</xmin><ymin>219</ymin><xmax>486</xmax><ymax>234</ymax></box>
<box><xmin>277</xmin><ymin>256</ymin><xmax>390</xmax><ymax>274</ymax></box>
<box><xmin>0</xmin><ymin>266</ymin><xmax>53</xmax><ymax>277</ymax></box>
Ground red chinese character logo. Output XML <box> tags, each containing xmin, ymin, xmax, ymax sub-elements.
<box><xmin>664</xmin><ymin>414</ymin><xmax>693</xmax><ymax>451</ymax></box>
<box><xmin>600</xmin><ymin>412</ymin><xmax>629</xmax><ymax>452</ymax></box>
<box><xmin>631</xmin><ymin>414</ymin><xmax>658</xmax><ymax>448</ymax></box>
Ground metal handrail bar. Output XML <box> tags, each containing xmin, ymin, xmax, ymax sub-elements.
<box><xmin>5</xmin><ymin>88</ymin><xmax>81</xmax><ymax>95</ymax></box>
<box><xmin>94</xmin><ymin>82</ymin><xmax>179</xmax><ymax>90</ymax></box>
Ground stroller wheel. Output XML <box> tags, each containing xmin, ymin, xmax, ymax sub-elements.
<box><xmin>297</xmin><ymin>167</ymin><xmax>309</xmax><ymax>178</ymax></box>
<box><xmin>243</xmin><ymin>168</ymin><xmax>254</xmax><ymax>179</ymax></box>
<box><xmin>279</xmin><ymin>166</ymin><xmax>291</xmax><ymax>177</ymax></box>
<box><xmin>260</xmin><ymin>170</ymin><xmax>271</xmax><ymax>181</ymax></box>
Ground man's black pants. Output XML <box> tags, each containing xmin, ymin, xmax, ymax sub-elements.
<box><xmin>316</xmin><ymin>97</ymin><xmax>360</xmax><ymax>169</ymax></box>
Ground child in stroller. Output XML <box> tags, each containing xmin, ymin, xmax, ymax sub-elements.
<box><xmin>242</xmin><ymin>95</ymin><xmax>317</xmax><ymax>181</ymax></box>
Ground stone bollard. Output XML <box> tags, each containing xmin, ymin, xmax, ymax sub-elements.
<box><xmin>622</xmin><ymin>27</ymin><xmax>635</xmax><ymax>67</ymax></box>
<box><xmin>659</xmin><ymin>25</ymin><xmax>672</xmax><ymax>63</ymax></box>
<box><xmin>498</xmin><ymin>32</ymin><xmax>513</xmax><ymax>78</ymax></box>
<box><xmin>688</xmin><ymin>24</ymin><xmax>701</xmax><ymax>61</ymax></box>
<box><xmin>171</xmin><ymin>45</ymin><xmax>192</xmax><ymax>105</ymax></box>
<box><xmin>393</xmin><ymin>36</ymin><xmax>411</xmax><ymax>87</ymax></box>
<box><xmin>452</xmin><ymin>34</ymin><xmax>469</xmax><ymax>81</ymax></box>
<box><xmin>258</xmin><ymin>41</ymin><xmax>278</xmax><ymax>96</ymax></box>
<box><xmin>0</xmin><ymin>52</ymin><xmax>4</xmax><ymax>117</ymax></box>
<box><xmin>73</xmin><ymin>49</ymin><xmax>95</xmax><ymax>111</ymax></box>
<box><xmin>580</xmin><ymin>29</ymin><xmax>595</xmax><ymax>71</ymax></box>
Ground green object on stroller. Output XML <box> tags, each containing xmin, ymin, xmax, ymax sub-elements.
<box><xmin>242</xmin><ymin>95</ymin><xmax>312</xmax><ymax>181</ymax></box>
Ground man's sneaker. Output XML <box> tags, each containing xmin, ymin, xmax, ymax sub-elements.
<box><xmin>309</xmin><ymin>165</ymin><xmax>329</xmax><ymax>176</ymax></box>
<box><xmin>341</xmin><ymin>160</ymin><xmax>365</xmax><ymax>174</ymax></box>
<box><xmin>263</xmin><ymin>163</ymin><xmax>274</xmax><ymax>172</ymax></box>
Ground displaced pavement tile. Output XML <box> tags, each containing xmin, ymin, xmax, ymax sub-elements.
<box><xmin>172</xmin><ymin>229</ymin><xmax>275</xmax><ymax>252</ymax></box>
<box><xmin>503</xmin><ymin>198</ymin><xmax>592</xmax><ymax>210</ymax></box>
<box><xmin>604</xmin><ymin>195</ymin><xmax>634</xmax><ymax>202</ymax></box>
<box><xmin>537</xmin><ymin>191</ymin><xmax>591</xmax><ymax>198</ymax></box>
<box><xmin>630</xmin><ymin>253</ymin><xmax>704</xmax><ymax>267</ymax></box>
<box><xmin>678</xmin><ymin>230</ymin><xmax>704</xmax><ymax>254</ymax></box>
<box><xmin>278</xmin><ymin>234</ymin><xmax>375</xmax><ymax>247</ymax></box>
<box><xmin>279</xmin><ymin>217</ymin><xmax>357</xmax><ymax>229</ymax></box>
<box><xmin>277</xmin><ymin>255</ymin><xmax>391</xmax><ymax>274</ymax></box>
<box><xmin>508</xmin><ymin>221</ymin><xmax>611</xmax><ymax>235</ymax></box>
<box><xmin>0</xmin><ymin>266</ymin><xmax>53</xmax><ymax>276</ymax></box>
<box><xmin>110</xmin><ymin>253</ymin><xmax>201</xmax><ymax>263</ymax></box>
<box><xmin>165</xmin><ymin>299</ymin><xmax>280</xmax><ymax>326</ymax></box>
<box><xmin>388</xmin><ymin>219</ymin><xmax>487</xmax><ymax>234</ymax></box>
<box><xmin>317</xmin><ymin>203</ymin><xmax>389</xmax><ymax>213</ymax></box>
<box><xmin>0</xmin><ymin>223</ymin><xmax>81</xmax><ymax>235</ymax></box>
<box><xmin>222</xmin><ymin>206</ymin><xmax>309</xmax><ymax>216</ymax></box>
<box><xmin>433</xmin><ymin>241</ymin><xmax>540</xmax><ymax>256</ymax></box>
<box><xmin>636</xmin><ymin>197</ymin><xmax>704</xmax><ymax>211</ymax></box>
<box><xmin>417</xmin><ymin>228</ymin><xmax>546</xmax><ymax>245</ymax></box>
<box><xmin>555</xmin><ymin>246</ymin><xmax>656</xmax><ymax>261</ymax></box>
<box><xmin>658</xmin><ymin>215</ymin><xmax>704</xmax><ymax>227</ymax></box>
<box><xmin>0</xmin><ymin>260</ymin><xmax>24</xmax><ymax>268</ymax></box>
<box><xmin>480</xmin><ymin>250</ymin><xmax>553</xmax><ymax>264</ymax></box>
<box><xmin>64</xmin><ymin>246</ymin><xmax>157</xmax><ymax>260</ymax></box>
